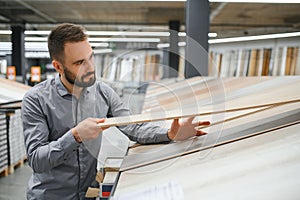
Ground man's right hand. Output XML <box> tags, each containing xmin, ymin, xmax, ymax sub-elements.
<box><xmin>71</xmin><ymin>118</ymin><xmax>105</xmax><ymax>143</ymax></box>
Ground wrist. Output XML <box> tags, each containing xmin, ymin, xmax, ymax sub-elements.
<box><xmin>167</xmin><ymin>129</ymin><xmax>175</xmax><ymax>141</ymax></box>
<box><xmin>72</xmin><ymin>127</ymin><xmax>82</xmax><ymax>143</ymax></box>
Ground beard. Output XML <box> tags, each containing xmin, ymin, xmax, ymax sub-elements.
<box><xmin>63</xmin><ymin>66</ymin><xmax>96</xmax><ymax>88</ymax></box>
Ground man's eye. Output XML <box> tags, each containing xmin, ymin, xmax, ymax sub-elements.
<box><xmin>76</xmin><ymin>60</ymin><xmax>84</xmax><ymax>65</ymax></box>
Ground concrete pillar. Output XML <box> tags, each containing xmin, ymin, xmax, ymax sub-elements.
<box><xmin>185</xmin><ymin>0</ymin><xmax>209</xmax><ymax>78</ymax></box>
<box><xmin>11</xmin><ymin>24</ymin><xmax>25</xmax><ymax>82</ymax></box>
<box><xmin>168</xmin><ymin>20</ymin><xmax>180</xmax><ymax>78</ymax></box>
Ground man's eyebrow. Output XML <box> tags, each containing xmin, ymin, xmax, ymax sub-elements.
<box><xmin>72</xmin><ymin>59</ymin><xmax>84</xmax><ymax>65</ymax></box>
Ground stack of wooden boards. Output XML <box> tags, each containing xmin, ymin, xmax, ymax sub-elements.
<box><xmin>0</xmin><ymin>78</ymin><xmax>30</xmax><ymax>176</ymax></box>
<box><xmin>96</xmin><ymin>76</ymin><xmax>300</xmax><ymax>199</ymax></box>
<box><xmin>209</xmin><ymin>46</ymin><xmax>300</xmax><ymax>77</ymax></box>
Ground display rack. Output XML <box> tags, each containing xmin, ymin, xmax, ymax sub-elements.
<box><xmin>97</xmin><ymin>76</ymin><xmax>300</xmax><ymax>199</ymax></box>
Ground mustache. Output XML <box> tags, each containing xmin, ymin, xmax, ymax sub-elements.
<box><xmin>82</xmin><ymin>71</ymin><xmax>95</xmax><ymax>79</ymax></box>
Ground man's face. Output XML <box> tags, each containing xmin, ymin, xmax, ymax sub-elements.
<box><xmin>62</xmin><ymin>40</ymin><xmax>96</xmax><ymax>87</ymax></box>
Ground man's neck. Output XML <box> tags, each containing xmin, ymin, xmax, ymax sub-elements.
<box><xmin>60</xmin><ymin>75</ymin><xmax>83</xmax><ymax>99</ymax></box>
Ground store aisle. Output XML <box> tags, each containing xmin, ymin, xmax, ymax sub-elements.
<box><xmin>0</xmin><ymin>162</ymin><xmax>32</xmax><ymax>200</ymax></box>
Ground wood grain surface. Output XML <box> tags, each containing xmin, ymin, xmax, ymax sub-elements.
<box><xmin>114</xmin><ymin>122</ymin><xmax>300</xmax><ymax>200</ymax></box>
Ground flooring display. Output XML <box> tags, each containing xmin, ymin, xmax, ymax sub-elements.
<box><xmin>0</xmin><ymin>78</ymin><xmax>30</xmax><ymax>109</ymax></box>
<box><xmin>114</xmin><ymin>122</ymin><xmax>300</xmax><ymax>200</ymax></box>
<box><xmin>98</xmin><ymin>77</ymin><xmax>300</xmax><ymax>128</ymax></box>
<box><xmin>111</xmin><ymin>76</ymin><xmax>300</xmax><ymax>199</ymax></box>
<box><xmin>120</xmin><ymin>102</ymin><xmax>300</xmax><ymax>171</ymax></box>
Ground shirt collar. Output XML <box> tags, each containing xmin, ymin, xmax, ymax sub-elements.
<box><xmin>55</xmin><ymin>74</ymin><xmax>69</xmax><ymax>97</ymax></box>
<box><xmin>55</xmin><ymin>74</ymin><xmax>92</xmax><ymax>97</ymax></box>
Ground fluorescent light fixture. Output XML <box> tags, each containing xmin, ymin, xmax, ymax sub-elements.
<box><xmin>178</xmin><ymin>42</ymin><xmax>186</xmax><ymax>46</ymax></box>
<box><xmin>157</xmin><ymin>42</ymin><xmax>186</xmax><ymax>48</ymax></box>
<box><xmin>208</xmin><ymin>32</ymin><xmax>218</xmax><ymax>37</ymax></box>
<box><xmin>178</xmin><ymin>32</ymin><xmax>186</xmax><ymax>37</ymax></box>
<box><xmin>178</xmin><ymin>32</ymin><xmax>217</xmax><ymax>37</ymax></box>
<box><xmin>90</xmin><ymin>42</ymin><xmax>110</xmax><ymax>47</ymax></box>
<box><xmin>93</xmin><ymin>49</ymin><xmax>113</xmax><ymax>54</ymax></box>
<box><xmin>88</xmin><ymin>37</ymin><xmax>160</xmax><ymax>42</ymax></box>
<box><xmin>87</xmin><ymin>31</ymin><xmax>170</xmax><ymax>36</ymax></box>
<box><xmin>24</xmin><ymin>37</ymin><xmax>160</xmax><ymax>43</ymax></box>
<box><xmin>157</xmin><ymin>43</ymin><xmax>170</xmax><ymax>48</ymax></box>
<box><xmin>25</xmin><ymin>30</ymin><xmax>50</xmax><ymax>35</ymax></box>
<box><xmin>209</xmin><ymin>31</ymin><xmax>300</xmax><ymax>44</ymax></box>
<box><xmin>25</xmin><ymin>37</ymin><xmax>48</xmax><ymax>42</ymax></box>
<box><xmin>0</xmin><ymin>30</ymin><xmax>12</xmax><ymax>35</ymax></box>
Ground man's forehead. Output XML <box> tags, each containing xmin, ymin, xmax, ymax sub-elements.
<box><xmin>64</xmin><ymin>41</ymin><xmax>92</xmax><ymax>60</ymax></box>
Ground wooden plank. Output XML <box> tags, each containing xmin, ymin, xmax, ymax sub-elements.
<box><xmin>99</xmin><ymin>99</ymin><xmax>300</xmax><ymax>128</ymax></box>
<box><xmin>127</xmin><ymin>106</ymin><xmax>271</xmax><ymax>156</ymax></box>
<box><xmin>119</xmin><ymin>102</ymin><xmax>300</xmax><ymax>171</ymax></box>
<box><xmin>114</xmin><ymin>122</ymin><xmax>300</xmax><ymax>200</ymax></box>
<box><xmin>148</xmin><ymin>76</ymin><xmax>296</xmax><ymax>112</ymax></box>
<box><xmin>98</xmin><ymin>77</ymin><xmax>300</xmax><ymax>128</ymax></box>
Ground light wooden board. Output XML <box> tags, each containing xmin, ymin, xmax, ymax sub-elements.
<box><xmin>98</xmin><ymin>77</ymin><xmax>300</xmax><ymax>128</ymax></box>
<box><xmin>120</xmin><ymin>102</ymin><xmax>300</xmax><ymax>171</ymax></box>
<box><xmin>127</xmin><ymin>106</ymin><xmax>271</xmax><ymax>156</ymax></box>
<box><xmin>143</xmin><ymin>76</ymin><xmax>294</xmax><ymax>112</ymax></box>
<box><xmin>114</xmin><ymin>122</ymin><xmax>300</xmax><ymax>200</ymax></box>
<box><xmin>0</xmin><ymin>78</ymin><xmax>30</xmax><ymax>105</ymax></box>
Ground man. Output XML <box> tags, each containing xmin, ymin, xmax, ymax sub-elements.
<box><xmin>22</xmin><ymin>23</ymin><xmax>210</xmax><ymax>200</ymax></box>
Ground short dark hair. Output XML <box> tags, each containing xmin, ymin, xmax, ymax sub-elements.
<box><xmin>48</xmin><ymin>23</ymin><xmax>88</xmax><ymax>63</ymax></box>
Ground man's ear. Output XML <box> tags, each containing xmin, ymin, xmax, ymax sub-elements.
<box><xmin>52</xmin><ymin>60</ymin><xmax>64</xmax><ymax>75</ymax></box>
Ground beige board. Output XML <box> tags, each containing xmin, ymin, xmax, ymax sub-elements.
<box><xmin>98</xmin><ymin>77</ymin><xmax>300</xmax><ymax>128</ymax></box>
<box><xmin>120</xmin><ymin>102</ymin><xmax>300</xmax><ymax>171</ymax></box>
<box><xmin>143</xmin><ymin>76</ymin><xmax>289</xmax><ymax>112</ymax></box>
<box><xmin>127</xmin><ymin>106</ymin><xmax>271</xmax><ymax>156</ymax></box>
<box><xmin>114</xmin><ymin>122</ymin><xmax>300</xmax><ymax>200</ymax></box>
<box><xmin>146</xmin><ymin>77</ymin><xmax>268</xmax><ymax>107</ymax></box>
<box><xmin>0</xmin><ymin>78</ymin><xmax>30</xmax><ymax>104</ymax></box>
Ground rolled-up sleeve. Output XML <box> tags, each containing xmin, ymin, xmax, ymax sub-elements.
<box><xmin>22</xmin><ymin>91</ymin><xmax>79</xmax><ymax>173</ymax></box>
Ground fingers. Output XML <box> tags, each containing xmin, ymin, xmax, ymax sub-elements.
<box><xmin>96</xmin><ymin>118</ymin><xmax>105</xmax><ymax>123</ymax></box>
<box><xmin>196</xmin><ymin>130</ymin><xmax>208</xmax><ymax>136</ymax></box>
<box><xmin>186</xmin><ymin>117</ymin><xmax>195</xmax><ymax>123</ymax></box>
<box><xmin>192</xmin><ymin>120</ymin><xmax>211</xmax><ymax>127</ymax></box>
<box><xmin>173</xmin><ymin>118</ymin><xmax>179</xmax><ymax>124</ymax></box>
<box><xmin>199</xmin><ymin>121</ymin><xmax>211</xmax><ymax>126</ymax></box>
<box><xmin>96</xmin><ymin>118</ymin><xmax>109</xmax><ymax>130</ymax></box>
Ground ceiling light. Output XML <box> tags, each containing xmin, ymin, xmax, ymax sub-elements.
<box><xmin>0</xmin><ymin>30</ymin><xmax>12</xmax><ymax>35</ymax></box>
<box><xmin>88</xmin><ymin>37</ymin><xmax>160</xmax><ymax>42</ymax></box>
<box><xmin>157</xmin><ymin>43</ymin><xmax>170</xmax><ymax>48</ymax></box>
<box><xmin>90</xmin><ymin>43</ymin><xmax>110</xmax><ymax>47</ymax></box>
<box><xmin>208</xmin><ymin>32</ymin><xmax>218</xmax><ymax>38</ymax></box>
<box><xmin>25</xmin><ymin>30</ymin><xmax>50</xmax><ymax>35</ymax></box>
<box><xmin>87</xmin><ymin>31</ymin><xmax>170</xmax><ymax>36</ymax></box>
<box><xmin>209</xmin><ymin>32</ymin><xmax>300</xmax><ymax>43</ymax></box>
<box><xmin>178</xmin><ymin>42</ymin><xmax>186</xmax><ymax>46</ymax></box>
<box><xmin>93</xmin><ymin>49</ymin><xmax>113</xmax><ymax>54</ymax></box>
<box><xmin>25</xmin><ymin>37</ymin><xmax>48</xmax><ymax>42</ymax></box>
<box><xmin>178</xmin><ymin>32</ymin><xmax>217</xmax><ymax>37</ymax></box>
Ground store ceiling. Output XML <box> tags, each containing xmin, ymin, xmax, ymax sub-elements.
<box><xmin>0</xmin><ymin>1</ymin><xmax>300</xmax><ymax>39</ymax></box>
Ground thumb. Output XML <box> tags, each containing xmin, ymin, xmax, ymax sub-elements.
<box><xmin>186</xmin><ymin>116</ymin><xmax>195</xmax><ymax>123</ymax></box>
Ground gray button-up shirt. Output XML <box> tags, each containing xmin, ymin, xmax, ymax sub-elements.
<box><xmin>21</xmin><ymin>75</ymin><xmax>170</xmax><ymax>200</ymax></box>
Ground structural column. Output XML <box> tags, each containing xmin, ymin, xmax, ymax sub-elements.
<box><xmin>168</xmin><ymin>20</ymin><xmax>180</xmax><ymax>78</ymax></box>
<box><xmin>185</xmin><ymin>0</ymin><xmax>209</xmax><ymax>78</ymax></box>
<box><xmin>11</xmin><ymin>24</ymin><xmax>25</xmax><ymax>82</ymax></box>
